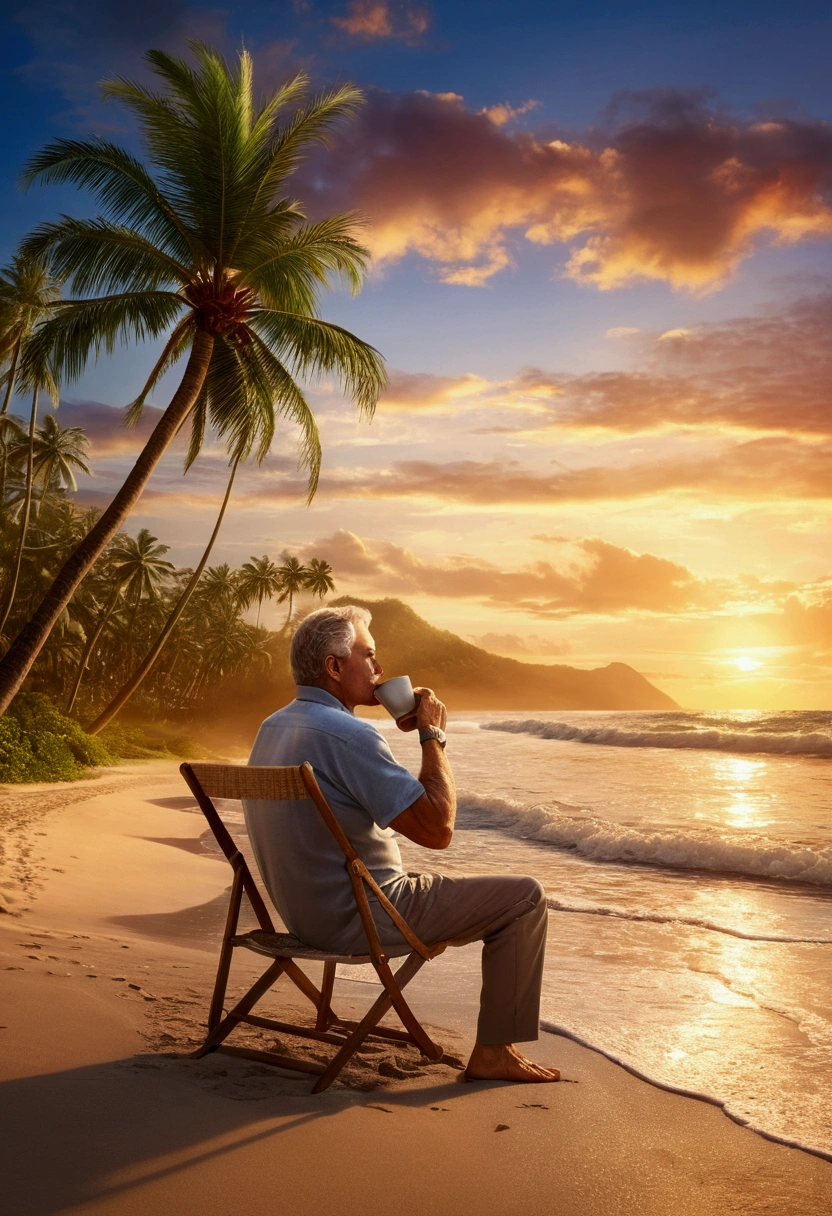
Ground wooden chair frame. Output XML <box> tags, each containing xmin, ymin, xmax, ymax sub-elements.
<box><xmin>179</xmin><ymin>761</ymin><xmax>449</xmax><ymax>1093</ymax></box>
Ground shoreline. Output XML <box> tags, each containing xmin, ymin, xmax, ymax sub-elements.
<box><xmin>2</xmin><ymin>766</ymin><xmax>831</xmax><ymax>1214</ymax></box>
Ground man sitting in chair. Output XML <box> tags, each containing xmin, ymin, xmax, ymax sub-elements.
<box><xmin>245</xmin><ymin>604</ymin><xmax>559</xmax><ymax>1083</ymax></box>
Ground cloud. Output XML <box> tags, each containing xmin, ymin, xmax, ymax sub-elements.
<box><xmin>300</xmin><ymin>89</ymin><xmax>832</xmax><ymax>289</ymax></box>
<box><xmin>38</xmin><ymin>400</ymin><xmax>166</xmax><ymax>456</ymax></box>
<box><xmin>331</xmin><ymin>1</ymin><xmax>430</xmax><ymax>42</ymax></box>
<box><xmin>375</xmin><ymin>292</ymin><xmax>832</xmax><ymax>439</ymax></box>
<box><xmin>537</xmin><ymin>292</ymin><xmax>832</xmax><ymax>436</ymax></box>
<box><xmin>380</xmin><ymin>368</ymin><xmax>492</xmax><ymax>410</ymax></box>
<box><xmin>481</xmin><ymin>100</ymin><xmax>539</xmax><ymax>127</ymax></box>
<box><xmin>296</xmin><ymin>529</ymin><xmax>718</xmax><ymax>615</ymax></box>
<box><xmin>470</xmin><ymin>632</ymin><xmax>571</xmax><ymax>656</ymax></box>
<box><xmin>303</xmin><ymin>440</ymin><xmax>832</xmax><ymax>506</ymax></box>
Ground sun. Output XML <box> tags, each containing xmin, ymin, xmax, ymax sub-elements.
<box><xmin>731</xmin><ymin>655</ymin><xmax>762</xmax><ymax>672</ymax></box>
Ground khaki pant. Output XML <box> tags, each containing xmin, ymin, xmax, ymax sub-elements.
<box><xmin>344</xmin><ymin>872</ymin><xmax>548</xmax><ymax>1045</ymax></box>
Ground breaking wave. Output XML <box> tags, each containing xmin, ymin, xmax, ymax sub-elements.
<box><xmin>456</xmin><ymin>791</ymin><xmax>832</xmax><ymax>888</ymax></box>
<box><xmin>483</xmin><ymin>718</ymin><xmax>832</xmax><ymax>757</ymax></box>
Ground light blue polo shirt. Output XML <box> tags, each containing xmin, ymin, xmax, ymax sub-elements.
<box><xmin>243</xmin><ymin>686</ymin><xmax>425</xmax><ymax>949</ymax></box>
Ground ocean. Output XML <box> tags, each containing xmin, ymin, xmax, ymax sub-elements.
<box><xmin>378</xmin><ymin>710</ymin><xmax>832</xmax><ymax>1160</ymax></box>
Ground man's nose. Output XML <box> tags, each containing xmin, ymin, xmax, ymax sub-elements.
<box><xmin>374</xmin><ymin>658</ymin><xmax>383</xmax><ymax>676</ymax></box>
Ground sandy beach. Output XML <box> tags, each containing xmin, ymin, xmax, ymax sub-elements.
<box><xmin>2</xmin><ymin>762</ymin><xmax>831</xmax><ymax>1216</ymax></box>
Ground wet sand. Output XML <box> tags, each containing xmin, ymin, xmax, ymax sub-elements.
<box><xmin>1</xmin><ymin>763</ymin><xmax>831</xmax><ymax>1215</ymax></box>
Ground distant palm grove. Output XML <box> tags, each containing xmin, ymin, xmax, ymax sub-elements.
<box><xmin>0</xmin><ymin>426</ymin><xmax>334</xmax><ymax>722</ymax></box>
<box><xmin>0</xmin><ymin>43</ymin><xmax>385</xmax><ymax>776</ymax></box>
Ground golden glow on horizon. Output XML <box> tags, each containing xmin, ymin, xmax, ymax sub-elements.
<box><xmin>731</xmin><ymin>655</ymin><xmax>763</xmax><ymax>672</ymax></box>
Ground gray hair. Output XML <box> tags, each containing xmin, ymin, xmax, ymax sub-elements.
<box><xmin>290</xmin><ymin>605</ymin><xmax>372</xmax><ymax>686</ymax></box>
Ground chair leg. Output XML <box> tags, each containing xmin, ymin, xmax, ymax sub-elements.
<box><xmin>193</xmin><ymin>958</ymin><xmax>287</xmax><ymax>1057</ymax></box>
<box><xmin>316</xmin><ymin>961</ymin><xmax>336</xmax><ymax>1031</ymax></box>
<box><xmin>311</xmin><ymin>985</ymin><xmax>396</xmax><ymax>1093</ymax></box>
<box><xmin>311</xmin><ymin>952</ymin><xmax>430</xmax><ymax>1094</ymax></box>
<box><xmin>376</xmin><ymin>957</ymin><xmax>443</xmax><ymax>1061</ymax></box>
<box><xmin>207</xmin><ymin>867</ymin><xmax>245</xmax><ymax>1031</ymax></box>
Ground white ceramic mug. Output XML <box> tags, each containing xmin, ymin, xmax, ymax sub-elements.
<box><xmin>374</xmin><ymin>675</ymin><xmax>418</xmax><ymax>720</ymax></box>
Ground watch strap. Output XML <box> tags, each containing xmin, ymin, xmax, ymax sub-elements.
<box><xmin>418</xmin><ymin>726</ymin><xmax>446</xmax><ymax>748</ymax></box>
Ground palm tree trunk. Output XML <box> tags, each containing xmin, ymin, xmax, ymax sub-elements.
<box><xmin>65</xmin><ymin>583</ymin><xmax>123</xmax><ymax>714</ymax></box>
<box><xmin>0</xmin><ymin>386</ymin><xmax>38</xmax><ymax>637</ymax></box>
<box><xmin>0</xmin><ymin>331</ymin><xmax>214</xmax><ymax>713</ymax></box>
<box><xmin>86</xmin><ymin>452</ymin><xmax>240</xmax><ymax>735</ymax></box>
<box><xmin>281</xmin><ymin>589</ymin><xmax>294</xmax><ymax>633</ymax></box>
<box><xmin>1</xmin><ymin>338</ymin><xmax>21</xmax><ymax>416</ymax></box>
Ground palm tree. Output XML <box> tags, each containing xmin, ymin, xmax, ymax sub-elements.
<box><xmin>0</xmin><ymin>253</ymin><xmax>63</xmax><ymax>416</ymax></box>
<box><xmin>0</xmin><ymin>257</ymin><xmax>63</xmax><ymax>639</ymax></box>
<box><xmin>0</xmin><ymin>413</ymin><xmax>24</xmax><ymax>510</ymax></box>
<box><xmin>200</xmin><ymin>563</ymin><xmax>241</xmax><ymax>608</ymax></box>
<box><xmin>276</xmin><ymin>554</ymin><xmax>309</xmax><ymax>631</ymax></box>
<box><xmin>199</xmin><ymin>603</ymin><xmax>270</xmax><ymax>688</ymax></box>
<box><xmin>304</xmin><ymin>557</ymin><xmax>336</xmax><ymax>601</ymax></box>
<box><xmin>0</xmin><ymin>43</ymin><xmax>386</xmax><ymax>715</ymax></box>
<box><xmin>85</xmin><ymin>453</ymin><xmax>240</xmax><ymax>734</ymax></box>
<box><xmin>30</xmin><ymin>414</ymin><xmax>91</xmax><ymax>515</ymax></box>
<box><xmin>65</xmin><ymin>528</ymin><xmax>173</xmax><ymax>713</ymax></box>
<box><xmin>237</xmin><ymin>553</ymin><xmax>283</xmax><ymax>627</ymax></box>
<box><xmin>117</xmin><ymin>528</ymin><xmax>175</xmax><ymax>636</ymax></box>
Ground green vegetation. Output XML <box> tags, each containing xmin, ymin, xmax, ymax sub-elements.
<box><xmin>0</xmin><ymin>43</ymin><xmax>386</xmax><ymax>716</ymax></box>
<box><xmin>0</xmin><ymin>693</ymin><xmax>219</xmax><ymax>783</ymax></box>
<box><xmin>0</xmin><ymin>693</ymin><xmax>115</xmax><ymax>783</ymax></box>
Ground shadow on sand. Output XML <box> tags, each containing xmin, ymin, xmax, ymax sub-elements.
<box><xmin>0</xmin><ymin>1051</ymin><xmax>467</xmax><ymax>1216</ymax></box>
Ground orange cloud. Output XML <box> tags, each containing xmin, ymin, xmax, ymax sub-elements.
<box><xmin>378</xmin><ymin>293</ymin><xmax>832</xmax><ymax>437</ymax></box>
<box><xmin>296</xmin><ymin>529</ymin><xmax>715</xmax><ymax>615</ymax></box>
<box><xmin>380</xmin><ymin>368</ymin><xmax>493</xmax><ymax>410</ymax></box>
<box><xmin>331</xmin><ymin>1</ymin><xmax>429</xmax><ymax>41</ymax></box>
<box><xmin>481</xmin><ymin>99</ymin><xmax>539</xmax><ymax>127</ymax></box>
<box><xmin>302</xmin><ymin>90</ymin><xmax>832</xmax><ymax>288</ymax></box>
<box><xmin>299</xmin><ymin>440</ymin><xmax>827</xmax><ymax>506</ymax></box>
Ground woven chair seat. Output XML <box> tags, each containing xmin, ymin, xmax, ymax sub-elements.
<box><xmin>233</xmin><ymin>929</ymin><xmax>412</xmax><ymax>963</ymax></box>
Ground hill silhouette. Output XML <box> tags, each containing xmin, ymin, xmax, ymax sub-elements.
<box><xmin>213</xmin><ymin>597</ymin><xmax>677</xmax><ymax>737</ymax></box>
<box><xmin>331</xmin><ymin>597</ymin><xmax>678</xmax><ymax>711</ymax></box>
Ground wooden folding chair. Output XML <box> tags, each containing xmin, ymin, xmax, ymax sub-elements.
<box><xmin>179</xmin><ymin>760</ymin><xmax>450</xmax><ymax>1093</ymax></box>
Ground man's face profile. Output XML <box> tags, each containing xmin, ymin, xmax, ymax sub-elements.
<box><xmin>323</xmin><ymin>623</ymin><xmax>383</xmax><ymax>709</ymax></box>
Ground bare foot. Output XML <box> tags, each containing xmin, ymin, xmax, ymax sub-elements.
<box><xmin>464</xmin><ymin>1043</ymin><xmax>561</xmax><ymax>1083</ymax></box>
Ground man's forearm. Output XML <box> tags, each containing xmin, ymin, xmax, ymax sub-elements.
<box><xmin>419</xmin><ymin>741</ymin><xmax>456</xmax><ymax>837</ymax></box>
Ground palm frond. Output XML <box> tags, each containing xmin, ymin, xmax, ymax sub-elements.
<box><xmin>21</xmin><ymin>293</ymin><xmax>184</xmax><ymax>383</ymax></box>
<box><xmin>22</xmin><ymin>218</ymin><xmax>190</xmax><ymax>296</ymax></box>
<box><xmin>241</xmin><ymin>214</ymin><xmax>369</xmax><ymax>309</ymax></box>
<box><xmin>125</xmin><ymin>315</ymin><xmax>196</xmax><ymax>424</ymax></box>
<box><xmin>20</xmin><ymin>138</ymin><xmax>199</xmax><ymax>263</ymax></box>
<box><xmin>183</xmin><ymin>384</ymin><xmax>208</xmax><ymax>472</ymax></box>
<box><xmin>248</xmin><ymin>309</ymin><xmax>386</xmax><ymax>418</ymax></box>
<box><xmin>247</xmin><ymin>83</ymin><xmax>364</xmax><ymax>206</ymax></box>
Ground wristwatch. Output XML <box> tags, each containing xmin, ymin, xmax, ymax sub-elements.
<box><xmin>418</xmin><ymin>725</ymin><xmax>447</xmax><ymax>749</ymax></box>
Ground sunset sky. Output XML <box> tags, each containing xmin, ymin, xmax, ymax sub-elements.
<box><xmin>2</xmin><ymin>0</ymin><xmax>832</xmax><ymax>709</ymax></box>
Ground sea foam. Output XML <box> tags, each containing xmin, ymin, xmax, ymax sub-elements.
<box><xmin>483</xmin><ymin>717</ymin><xmax>832</xmax><ymax>757</ymax></box>
<box><xmin>457</xmin><ymin>791</ymin><xmax>832</xmax><ymax>887</ymax></box>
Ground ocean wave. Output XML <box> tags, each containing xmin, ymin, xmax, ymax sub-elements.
<box><xmin>457</xmin><ymin>791</ymin><xmax>832</xmax><ymax>887</ymax></box>
<box><xmin>545</xmin><ymin>896</ymin><xmax>832</xmax><ymax>943</ymax></box>
<box><xmin>539</xmin><ymin>1021</ymin><xmax>832</xmax><ymax>1162</ymax></box>
<box><xmin>483</xmin><ymin>718</ymin><xmax>832</xmax><ymax>757</ymax></box>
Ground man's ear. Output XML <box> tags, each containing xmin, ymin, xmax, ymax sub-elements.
<box><xmin>323</xmin><ymin>653</ymin><xmax>341</xmax><ymax>682</ymax></box>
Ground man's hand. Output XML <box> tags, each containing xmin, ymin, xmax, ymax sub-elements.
<box><xmin>396</xmin><ymin>686</ymin><xmax>446</xmax><ymax>733</ymax></box>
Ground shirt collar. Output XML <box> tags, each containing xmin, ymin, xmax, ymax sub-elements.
<box><xmin>295</xmin><ymin>685</ymin><xmax>354</xmax><ymax>715</ymax></box>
